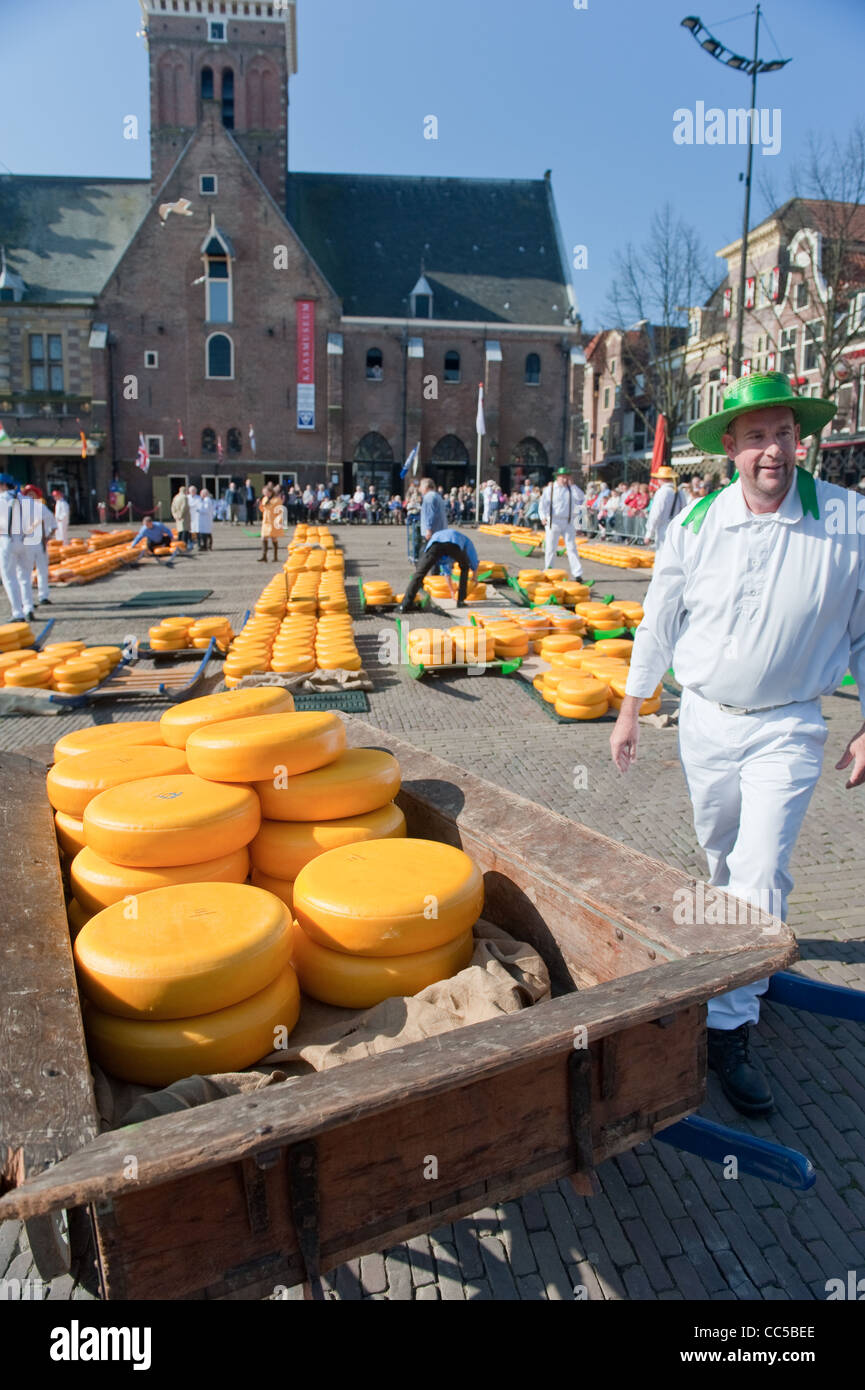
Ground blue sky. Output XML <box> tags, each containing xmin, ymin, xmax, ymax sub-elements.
<box><xmin>2</xmin><ymin>0</ymin><xmax>862</xmax><ymax>328</ymax></box>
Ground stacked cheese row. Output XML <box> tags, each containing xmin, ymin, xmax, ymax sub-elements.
<box><xmin>422</xmin><ymin>572</ymin><xmax>488</xmax><ymax>602</ymax></box>
<box><xmin>48</xmin><ymin>535</ymin><xmax>144</xmax><ymax>585</ymax></box>
<box><xmin>574</xmin><ymin>600</ymin><xmax>644</xmax><ymax>635</ymax></box>
<box><xmin>0</xmin><ymin>621</ymin><xmax>36</xmax><ymax>652</ymax></box>
<box><xmin>290</xmin><ymin>524</ymin><xmax>336</xmax><ymax>551</ymax></box>
<box><xmin>148</xmin><ymin>615</ymin><xmax>234</xmax><ymax>653</ymax></box>
<box><xmin>3</xmin><ymin>641</ymin><xmax>123</xmax><ymax>692</ymax></box>
<box><xmin>576</xmin><ymin>541</ymin><xmax>655</xmax><ymax>570</ymax></box>
<box><xmin>363</xmin><ymin>580</ymin><xmax>401</xmax><ymax>606</ymax></box>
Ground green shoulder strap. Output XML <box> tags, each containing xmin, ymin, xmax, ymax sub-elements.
<box><xmin>681</xmin><ymin>466</ymin><xmax>819</xmax><ymax>535</ymax></box>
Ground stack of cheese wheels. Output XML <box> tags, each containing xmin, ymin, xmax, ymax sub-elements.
<box><xmin>271</xmin><ymin>613</ymin><xmax>316</xmax><ymax>673</ymax></box>
<box><xmin>4</xmin><ymin>655</ymin><xmax>56</xmax><ymax>689</ymax></box>
<box><xmin>223</xmin><ymin>615</ymin><xmax>279</xmax><ymax>686</ymax></box>
<box><xmin>554</xmin><ymin>672</ymin><xmax>611</xmax><ymax>720</ymax></box>
<box><xmin>185</xmin><ymin>709</ymin><xmax>346</xmax><ymax>785</ymax></box>
<box><xmin>423</xmin><ymin>573</ymin><xmax>453</xmax><ymax>599</ymax></box>
<box><xmin>476</xmin><ymin>560</ymin><xmax>507</xmax><ymax>582</ymax></box>
<box><xmin>0</xmin><ymin>649</ymin><xmax>44</xmax><ymax>685</ymax></box>
<box><xmin>575</xmin><ymin>601</ymin><xmax>628</xmax><ymax>635</ymax></box>
<box><xmin>315</xmin><ymin>615</ymin><xmax>360</xmax><ymax>671</ymax></box>
<box><xmin>188</xmin><ymin>615</ymin><xmax>234</xmax><ymax>651</ymax></box>
<box><xmin>74</xmin><ymin>883</ymin><xmax>299</xmax><ymax>1085</ymax></box>
<box><xmin>560</xmin><ymin>580</ymin><xmax>591</xmax><ymax>607</ymax></box>
<box><xmin>548</xmin><ymin>611</ymin><xmax>586</xmax><ymax>635</ymax></box>
<box><xmin>0</xmin><ymin>621</ymin><xmax>36</xmax><ymax>653</ymax></box>
<box><xmin>148</xmin><ymin>616</ymin><xmax>196</xmax><ymax>651</ymax></box>
<box><xmin>406</xmin><ymin>626</ymin><xmax>454</xmax><ymax>666</ymax></box>
<box><xmin>363</xmin><ymin>580</ymin><xmax>395</xmax><ymax>606</ymax></box>
<box><xmin>250</xmin><ymin>746</ymin><xmax>404</xmax><ymax>909</ymax></box>
<box><xmin>291</xmin><ymin>838</ymin><xmax>482</xmax><ymax>1008</ymax></box>
<box><xmin>613</xmin><ymin>600</ymin><xmax>645</xmax><ymax>630</ymax></box>
<box><xmin>446</xmin><ymin>625</ymin><xmax>494</xmax><ymax>664</ymax></box>
<box><xmin>539</xmin><ymin>632</ymin><xmax>583</xmax><ymax>664</ymax></box>
<box><xmin>607</xmin><ymin>675</ymin><xmax>662</xmax><ymax>715</ymax></box>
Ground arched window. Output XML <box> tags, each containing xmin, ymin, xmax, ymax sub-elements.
<box><xmin>201</xmin><ymin>427</ymin><xmax>217</xmax><ymax>455</ymax></box>
<box><xmin>444</xmin><ymin>350</ymin><xmax>460</xmax><ymax>383</ymax></box>
<box><xmin>354</xmin><ymin>432</ymin><xmax>394</xmax><ymax>462</ymax></box>
<box><xmin>227</xmin><ymin>427</ymin><xmax>243</xmax><ymax>455</ymax></box>
<box><xmin>510</xmin><ymin>437</ymin><xmax>548</xmax><ymax>470</ymax></box>
<box><xmin>206</xmin><ymin>333</ymin><xmax>233</xmax><ymax>379</ymax></box>
<box><xmin>431</xmin><ymin>434</ymin><xmax>469</xmax><ymax>463</ymax></box>
<box><xmin>221</xmin><ymin>68</ymin><xmax>234</xmax><ymax>129</ymax></box>
<box><xmin>201</xmin><ymin>66</ymin><xmax>214</xmax><ymax>101</ymax></box>
<box><xmin>366</xmin><ymin>348</ymin><xmax>383</xmax><ymax>381</ymax></box>
<box><xmin>525</xmin><ymin>352</ymin><xmax>541</xmax><ymax>385</ymax></box>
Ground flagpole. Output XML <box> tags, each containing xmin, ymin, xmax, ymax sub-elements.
<box><xmin>474</xmin><ymin>383</ymin><xmax>484</xmax><ymax>529</ymax></box>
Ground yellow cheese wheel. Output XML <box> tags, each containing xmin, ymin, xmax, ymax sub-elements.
<box><xmin>83</xmin><ymin>963</ymin><xmax>301</xmax><ymax>1086</ymax></box>
<box><xmin>186</xmin><ymin>710</ymin><xmax>345</xmax><ymax>784</ymax></box>
<box><xmin>70</xmin><ymin>844</ymin><xmax>250</xmax><ymax>914</ymax></box>
<box><xmin>251</xmin><ymin>801</ymin><xmax>406</xmax><ymax>880</ymax></box>
<box><xmin>4</xmin><ymin>662</ymin><xmax>52</xmax><ymax>687</ymax></box>
<box><xmin>55</xmin><ymin>810</ymin><xmax>87</xmax><ymax>857</ymax></box>
<box><xmin>540</xmin><ymin>634</ymin><xmax>583</xmax><ymax>654</ymax></box>
<box><xmin>555</xmin><ymin>674</ymin><xmax>610</xmax><ymax>704</ymax></box>
<box><xmin>255</xmin><ymin>748</ymin><xmax>400</xmax><ymax>822</ymax></box>
<box><xmin>47</xmin><ymin>745</ymin><xmax>188</xmax><ymax>817</ymax></box>
<box><xmin>74</xmin><ymin>882</ymin><xmax>291</xmax><ymax>1019</ymax></box>
<box><xmin>593</xmin><ymin>639</ymin><xmax>634</xmax><ymax>661</ymax></box>
<box><xmin>555</xmin><ymin>697</ymin><xmax>610</xmax><ymax>720</ymax></box>
<box><xmin>159</xmin><ymin>687</ymin><xmax>296</xmax><ymax>749</ymax></box>
<box><xmin>83</xmin><ymin>774</ymin><xmax>261</xmax><ymax>867</ymax></box>
<box><xmin>250</xmin><ymin>867</ymin><xmax>294</xmax><ymax>910</ymax></box>
<box><xmin>294</xmin><ymin>838</ymin><xmax>483</xmax><ymax>957</ymax></box>
<box><xmin>66</xmin><ymin>897</ymin><xmax>91</xmax><ymax>939</ymax></box>
<box><xmin>291</xmin><ymin>920</ymin><xmax>474</xmax><ymax>1009</ymax></box>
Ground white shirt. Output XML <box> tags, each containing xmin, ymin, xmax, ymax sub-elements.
<box><xmin>187</xmin><ymin>494</ymin><xmax>201</xmax><ymax>525</ymax></box>
<box><xmin>197</xmin><ymin>498</ymin><xmax>214</xmax><ymax>532</ymax></box>
<box><xmin>54</xmin><ymin>497</ymin><xmax>70</xmax><ymax>524</ymax></box>
<box><xmin>0</xmin><ymin>492</ymin><xmax>24</xmax><ymax>539</ymax></box>
<box><xmin>539</xmin><ymin>481</ymin><xmax>586</xmax><ymax>527</ymax></box>
<box><xmin>626</xmin><ymin>473</ymin><xmax>865</xmax><ymax>714</ymax></box>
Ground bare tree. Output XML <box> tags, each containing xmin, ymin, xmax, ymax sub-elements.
<box><xmin>606</xmin><ymin>205</ymin><xmax>718</xmax><ymax>459</ymax></box>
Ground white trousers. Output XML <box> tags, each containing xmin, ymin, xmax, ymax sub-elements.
<box><xmin>544</xmin><ymin>523</ymin><xmax>582</xmax><ymax>578</ymax></box>
<box><xmin>56</xmin><ymin>521</ymin><xmax>69</xmax><ymax>545</ymax></box>
<box><xmin>33</xmin><ymin>542</ymin><xmax>50</xmax><ymax>601</ymax></box>
<box><xmin>677</xmin><ymin>688</ymin><xmax>827</xmax><ymax>1030</ymax></box>
<box><xmin>0</xmin><ymin>537</ymin><xmax>34</xmax><ymax>618</ymax></box>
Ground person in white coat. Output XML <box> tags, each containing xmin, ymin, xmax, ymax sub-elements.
<box><xmin>196</xmin><ymin>489</ymin><xmax>214</xmax><ymax>550</ymax></box>
<box><xmin>610</xmin><ymin>371</ymin><xmax>865</xmax><ymax>1116</ymax></box>
<box><xmin>187</xmin><ymin>485</ymin><xmax>201</xmax><ymax>545</ymax></box>
<box><xmin>22</xmin><ymin>487</ymin><xmax>57</xmax><ymax>605</ymax></box>
<box><xmin>643</xmin><ymin>466</ymin><xmax>682</xmax><ymax>548</ymax></box>
<box><xmin>51</xmin><ymin>488</ymin><xmax>70</xmax><ymax>545</ymax></box>
<box><xmin>0</xmin><ymin>477</ymin><xmax>34</xmax><ymax>621</ymax></box>
<box><xmin>538</xmin><ymin>467</ymin><xmax>585</xmax><ymax>578</ymax></box>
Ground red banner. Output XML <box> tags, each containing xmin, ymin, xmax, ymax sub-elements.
<box><xmin>296</xmin><ymin>300</ymin><xmax>315</xmax><ymax>430</ymax></box>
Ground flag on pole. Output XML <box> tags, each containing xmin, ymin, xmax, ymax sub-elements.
<box><xmin>248</xmin><ymin>424</ymin><xmax>256</xmax><ymax>454</ymax></box>
<box><xmin>136</xmin><ymin>433</ymin><xmax>150</xmax><ymax>474</ymax></box>
<box><xmin>217</xmin><ymin>434</ymin><xmax>224</xmax><ymax>463</ymax></box>
<box><xmin>0</xmin><ymin>419</ymin><xmax>11</xmax><ymax>446</ymax></box>
<box><xmin>79</xmin><ymin>430</ymin><xmax>87</xmax><ymax>460</ymax></box>
<box><xmin>401</xmin><ymin>441</ymin><xmax>419</xmax><ymax>479</ymax></box>
<box><xmin>476</xmin><ymin>384</ymin><xmax>486</xmax><ymax>436</ymax></box>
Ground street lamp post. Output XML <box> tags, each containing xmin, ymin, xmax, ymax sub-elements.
<box><xmin>681</xmin><ymin>11</ymin><xmax>792</xmax><ymax>378</ymax></box>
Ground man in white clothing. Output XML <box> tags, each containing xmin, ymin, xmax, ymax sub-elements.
<box><xmin>22</xmin><ymin>486</ymin><xmax>57</xmax><ymax>605</ymax></box>
<box><xmin>538</xmin><ymin>467</ymin><xmax>585</xmax><ymax>577</ymax></box>
<box><xmin>643</xmin><ymin>465</ymin><xmax>681</xmax><ymax>548</ymax></box>
<box><xmin>610</xmin><ymin>372</ymin><xmax>865</xmax><ymax>1115</ymax></box>
<box><xmin>51</xmin><ymin>488</ymin><xmax>70</xmax><ymax>545</ymax></box>
<box><xmin>0</xmin><ymin>476</ymin><xmax>34</xmax><ymax>621</ymax></box>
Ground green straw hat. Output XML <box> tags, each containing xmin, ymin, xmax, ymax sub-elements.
<box><xmin>688</xmin><ymin>371</ymin><xmax>836</xmax><ymax>456</ymax></box>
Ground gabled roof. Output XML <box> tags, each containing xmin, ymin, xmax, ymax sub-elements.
<box><xmin>0</xmin><ymin>176</ymin><xmax>151</xmax><ymax>303</ymax></box>
<box><xmin>285</xmin><ymin>172</ymin><xmax>576</xmax><ymax>324</ymax></box>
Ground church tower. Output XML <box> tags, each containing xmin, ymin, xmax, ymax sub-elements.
<box><xmin>139</xmin><ymin>0</ymin><xmax>297</xmax><ymax>208</ymax></box>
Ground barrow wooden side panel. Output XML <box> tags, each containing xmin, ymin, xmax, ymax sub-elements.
<box><xmin>92</xmin><ymin>1007</ymin><xmax>702</xmax><ymax>1300</ymax></box>
<box><xmin>0</xmin><ymin>753</ymin><xmax>99</xmax><ymax>1192</ymax></box>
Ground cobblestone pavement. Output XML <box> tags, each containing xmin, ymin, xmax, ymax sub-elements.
<box><xmin>3</xmin><ymin>519</ymin><xmax>864</xmax><ymax>1302</ymax></box>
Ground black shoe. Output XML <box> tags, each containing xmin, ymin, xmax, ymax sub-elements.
<box><xmin>39</xmin><ymin>598</ymin><xmax>52</xmax><ymax>605</ymax></box>
<box><xmin>707</xmin><ymin>1024</ymin><xmax>774</xmax><ymax>1116</ymax></box>
<box><xmin>25</xmin><ymin>611</ymin><xmax>34</xmax><ymax>622</ymax></box>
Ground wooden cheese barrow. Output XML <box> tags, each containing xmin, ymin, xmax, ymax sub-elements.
<box><xmin>0</xmin><ymin>718</ymin><xmax>799</xmax><ymax>1300</ymax></box>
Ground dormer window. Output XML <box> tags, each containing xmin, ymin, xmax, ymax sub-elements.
<box><xmin>410</xmin><ymin>273</ymin><xmax>434</xmax><ymax>319</ymax></box>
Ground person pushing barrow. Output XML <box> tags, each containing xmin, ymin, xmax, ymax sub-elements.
<box><xmin>610</xmin><ymin>371</ymin><xmax>865</xmax><ymax>1116</ymax></box>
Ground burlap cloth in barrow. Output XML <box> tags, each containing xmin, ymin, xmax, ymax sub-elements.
<box><xmin>220</xmin><ymin>668</ymin><xmax>373</xmax><ymax>694</ymax></box>
<box><xmin>93</xmin><ymin>920</ymin><xmax>550</xmax><ymax>1130</ymax></box>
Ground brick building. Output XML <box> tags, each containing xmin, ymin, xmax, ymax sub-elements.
<box><xmin>0</xmin><ymin>0</ymin><xmax>583</xmax><ymax>520</ymax></box>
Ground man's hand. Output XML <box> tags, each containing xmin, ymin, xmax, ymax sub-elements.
<box><xmin>610</xmin><ymin>695</ymin><xmax>643</xmax><ymax>773</ymax></box>
<box><xmin>836</xmin><ymin>721</ymin><xmax>865</xmax><ymax>789</ymax></box>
